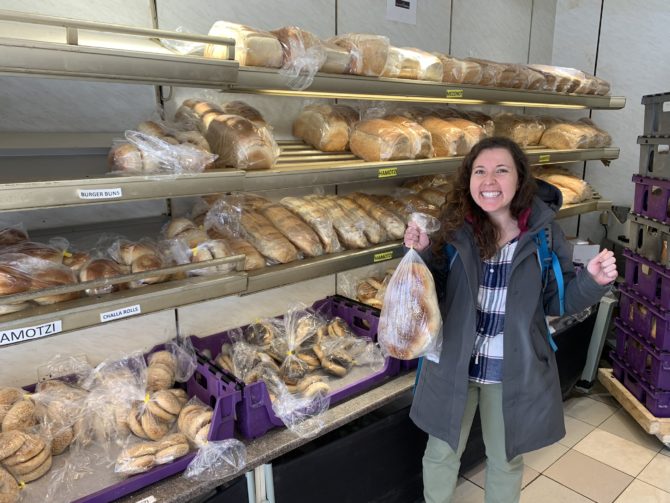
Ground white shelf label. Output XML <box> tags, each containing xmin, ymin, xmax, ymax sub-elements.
<box><xmin>100</xmin><ymin>304</ymin><xmax>141</xmax><ymax>323</ymax></box>
<box><xmin>0</xmin><ymin>320</ymin><xmax>63</xmax><ymax>346</ymax></box>
<box><xmin>77</xmin><ymin>188</ymin><xmax>123</xmax><ymax>200</ymax></box>
<box><xmin>135</xmin><ymin>497</ymin><xmax>156</xmax><ymax>503</ymax></box>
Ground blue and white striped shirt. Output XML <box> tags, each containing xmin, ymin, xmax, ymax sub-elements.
<box><xmin>468</xmin><ymin>238</ymin><xmax>518</xmax><ymax>384</ymax></box>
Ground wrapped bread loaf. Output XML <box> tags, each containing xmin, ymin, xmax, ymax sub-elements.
<box><xmin>540</xmin><ymin>122</ymin><xmax>600</xmax><ymax>150</ymax></box>
<box><xmin>205</xmin><ymin>114</ymin><xmax>279</xmax><ymax>170</ymax></box>
<box><xmin>239</xmin><ymin>210</ymin><xmax>298</xmax><ymax>264</ymax></box>
<box><xmin>293</xmin><ymin>104</ymin><xmax>359</xmax><ymax>152</ymax></box>
<box><xmin>497</xmin><ymin>63</ymin><xmax>545</xmax><ymax>90</ymax></box>
<box><xmin>221</xmin><ymin>101</ymin><xmax>267</xmax><ymax>128</ymax></box>
<box><xmin>348</xmin><ymin>193</ymin><xmax>406</xmax><ymax>240</ymax></box>
<box><xmin>419</xmin><ymin>117</ymin><xmax>468</xmax><ymax>157</ymax></box>
<box><xmin>399</xmin><ymin>194</ymin><xmax>441</xmax><ymax>218</ymax></box>
<box><xmin>259</xmin><ymin>203</ymin><xmax>324</xmax><ymax>257</ymax></box>
<box><xmin>332</xmin><ymin>196</ymin><xmax>386</xmax><ymax>244</ymax></box>
<box><xmin>527</xmin><ymin>64</ymin><xmax>583</xmax><ymax>93</ymax></box>
<box><xmin>349</xmin><ymin>119</ymin><xmax>412</xmax><ymax>162</ymax></box>
<box><xmin>577</xmin><ymin>117</ymin><xmax>612</xmax><ymax>147</ymax></box>
<box><xmin>271</xmin><ymin>26</ymin><xmax>326</xmax><ymax>70</ymax></box>
<box><xmin>205</xmin><ymin>21</ymin><xmax>283</xmax><ymax>68</ymax></box>
<box><xmin>280</xmin><ymin>197</ymin><xmax>342</xmax><ymax>254</ymax></box>
<box><xmin>383</xmin><ymin>115</ymin><xmax>434</xmax><ymax>159</ymax></box>
<box><xmin>494</xmin><ymin>113</ymin><xmax>546</xmax><ymax>146</ymax></box>
<box><xmin>461</xmin><ymin>110</ymin><xmax>495</xmax><ymax>137</ymax></box>
<box><xmin>174</xmin><ymin>99</ymin><xmax>224</xmax><ymax>132</ymax></box>
<box><xmin>535</xmin><ymin>168</ymin><xmax>593</xmax><ymax>205</ymax></box>
<box><xmin>328</xmin><ymin>33</ymin><xmax>390</xmax><ymax>77</ymax></box>
<box><xmin>30</xmin><ymin>263</ymin><xmax>80</xmax><ymax>305</ymax></box>
<box><xmin>381</xmin><ymin>47</ymin><xmax>443</xmax><ymax>82</ymax></box>
<box><xmin>207</xmin><ymin>227</ymin><xmax>266</xmax><ymax>271</ymax></box>
<box><xmin>306</xmin><ymin>196</ymin><xmax>369</xmax><ymax>249</ymax></box>
<box><xmin>418</xmin><ymin>187</ymin><xmax>447</xmax><ymax>207</ymax></box>
<box><xmin>432</xmin><ymin>53</ymin><xmax>483</xmax><ymax>84</ymax></box>
<box><xmin>465</xmin><ymin>58</ymin><xmax>503</xmax><ymax>86</ymax></box>
<box><xmin>320</xmin><ymin>40</ymin><xmax>353</xmax><ymax>74</ymax></box>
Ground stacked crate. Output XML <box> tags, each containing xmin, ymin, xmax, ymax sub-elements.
<box><xmin>614</xmin><ymin>92</ymin><xmax>670</xmax><ymax>417</ymax></box>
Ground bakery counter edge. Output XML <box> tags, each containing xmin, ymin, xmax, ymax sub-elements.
<box><xmin>117</xmin><ymin>371</ymin><xmax>417</xmax><ymax>503</ymax></box>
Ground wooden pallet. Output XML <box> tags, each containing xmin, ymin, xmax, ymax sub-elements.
<box><xmin>598</xmin><ymin>367</ymin><xmax>670</xmax><ymax>445</ymax></box>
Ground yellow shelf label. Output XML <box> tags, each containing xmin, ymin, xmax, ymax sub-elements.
<box><xmin>378</xmin><ymin>167</ymin><xmax>398</xmax><ymax>178</ymax></box>
<box><xmin>538</xmin><ymin>154</ymin><xmax>551</xmax><ymax>163</ymax></box>
<box><xmin>447</xmin><ymin>89</ymin><xmax>464</xmax><ymax>98</ymax></box>
<box><xmin>373</xmin><ymin>251</ymin><xmax>394</xmax><ymax>263</ymax></box>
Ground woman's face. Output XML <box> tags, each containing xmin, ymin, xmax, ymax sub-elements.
<box><xmin>469</xmin><ymin>147</ymin><xmax>519</xmax><ymax>219</ymax></box>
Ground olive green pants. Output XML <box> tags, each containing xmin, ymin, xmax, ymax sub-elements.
<box><xmin>422</xmin><ymin>382</ymin><xmax>524</xmax><ymax>503</ymax></box>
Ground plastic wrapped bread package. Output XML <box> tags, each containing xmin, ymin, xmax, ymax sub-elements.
<box><xmin>320</xmin><ymin>40</ymin><xmax>353</xmax><ymax>74</ymax></box>
<box><xmin>381</xmin><ymin>47</ymin><xmax>443</xmax><ymax>82</ymax></box>
<box><xmin>205</xmin><ymin>21</ymin><xmax>284</xmax><ymax>68</ymax></box>
<box><xmin>292</xmin><ymin>104</ymin><xmax>360</xmax><ymax>152</ymax></box>
<box><xmin>205</xmin><ymin>114</ymin><xmax>280</xmax><ymax>170</ymax></box>
<box><xmin>493</xmin><ymin>113</ymin><xmax>546</xmax><ymax>147</ymax></box>
<box><xmin>279</xmin><ymin>197</ymin><xmax>343</xmax><ymax>254</ymax></box>
<box><xmin>328</xmin><ymin>33</ymin><xmax>390</xmax><ymax>77</ymax></box>
<box><xmin>418</xmin><ymin>117</ymin><xmax>468</xmax><ymax>157</ymax></box>
<box><xmin>540</xmin><ymin>119</ymin><xmax>611</xmax><ymax>150</ymax></box>
<box><xmin>432</xmin><ymin>53</ymin><xmax>484</xmax><ymax>84</ymax></box>
<box><xmin>349</xmin><ymin>119</ymin><xmax>413</xmax><ymax>161</ymax></box>
<box><xmin>271</xmin><ymin>26</ymin><xmax>327</xmax><ymax>90</ymax></box>
<box><xmin>383</xmin><ymin>115</ymin><xmax>434</xmax><ymax>159</ymax></box>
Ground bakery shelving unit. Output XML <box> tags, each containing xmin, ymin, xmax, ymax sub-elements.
<box><xmin>0</xmin><ymin>10</ymin><xmax>623</xmax><ymax>345</ymax></box>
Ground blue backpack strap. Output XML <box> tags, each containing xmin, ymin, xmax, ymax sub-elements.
<box><xmin>413</xmin><ymin>243</ymin><xmax>458</xmax><ymax>392</ymax></box>
<box><xmin>535</xmin><ymin>227</ymin><xmax>563</xmax><ymax>352</ymax></box>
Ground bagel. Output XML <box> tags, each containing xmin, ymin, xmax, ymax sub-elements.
<box><xmin>152</xmin><ymin>390</ymin><xmax>183</xmax><ymax>416</ymax></box>
<box><xmin>0</xmin><ymin>432</ymin><xmax>24</xmax><ymax>462</ymax></box>
<box><xmin>185</xmin><ymin>411</ymin><xmax>212</xmax><ymax>440</ymax></box>
<box><xmin>303</xmin><ymin>381</ymin><xmax>331</xmax><ymax>398</ymax></box>
<box><xmin>2</xmin><ymin>400</ymin><xmax>35</xmax><ymax>432</ymax></box>
<box><xmin>1</xmin><ymin>434</ymin><xmax>43</xmax><ymax>466</ymax></box>
<box><xmin>194</xmin><ymin>424</ymin><xmax>210</xmax><ymax>447</ymax></box>
<box><xmin>120</xmin><ymin>442</ymin><xmax>158</xmax><ymax>458</ymax></box>
<box><xmin>167</xmin><ymin>388</ymin><xmax>188</xmax><ymax>405</ymax></box>
<box><xmin>147</xmin><ymin>350</ymin><xmax>178</xmax><ymax>371</ymax></box>
<box><xmin>177</xmin><ymin>404</ymin><xmax>203</xmax><ymax>432</ymax></box>
<box><xmin>7</xmin><ymin>446</ymin><xmax>50</xmax><ymax>476</ymax></box>
<box><xmin>50</xmin><ymin>426</ymin><xmax>74</xmax><ymax>456</ymax></box>
<box><xmin>127</xmin><ymin>404</ymin><xmax>146</xmax><ymax>439</ymax></box>
<box><xmin>146</xmin><ymin>401</ymin><xmax>176</xmax><ymax>423</ymax></box>
<box><xmin>116</xmin><ymin>454</ymin><xmax>155</xmax><ymax>475</ymax></box>
<box><xmin>157</xmin><ymin>433</ymin><xmax>188</xmax><ymax>450</ymax></box>
<box><xmin>155</xmin><ymin>443</ymin><xmax>190</xmax><ymax>464</ymax></box>
<box><xmin>15</xmin><ymin>453</ymin><xmax>52</xmax><ymax>483</ymax></box>
<box><xmin>141</xmin><ymin>411</ymin><xmax>169</xmax><ymax>441</ymax></box>
<box><xmin>147</xmin><ymin>363</ymin><xmax>175</xmax><ymax>392</ymax></box>
<box><xmin>0</xmin><ymin>466</ymin><xmax>18</xmax><ymax>503</ymax></box>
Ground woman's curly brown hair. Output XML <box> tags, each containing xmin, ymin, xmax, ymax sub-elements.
<box><xmin>433</xmin><ymin>136</ymin><xmax>537</xmax><ymax>260</ymax></box>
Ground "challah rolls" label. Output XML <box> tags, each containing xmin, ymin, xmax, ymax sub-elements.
<box><xmin>100</xmin><ymin>304</ymin><xmax>141</xmax><ymax>323</ymax></box>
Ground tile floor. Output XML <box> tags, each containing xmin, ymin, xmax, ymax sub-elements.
<box><xmin>454</xmin><ymin>382</ymin><xmax>670</xmax><ymax>502</ymax></box>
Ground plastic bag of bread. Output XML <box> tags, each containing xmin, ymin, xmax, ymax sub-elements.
<box><xmin>378</xmin><ymin>213</ymin><xmax>443</xmax><ymax>361</ymax></box>
<box><xmin>419</xmin><ymin>117</ymin><xmax>468</xmax><ymax>157</ymax></box>
<box><xmin>305</xmin><ymin>196</ymin><xmax>369</xmax><ymax>249</ymax></box>
<box><xmin>293</xmin><ymin>104</ymin><xmax>359</xmax><ymax>152</ymax></box>
<box><xmin>348</xmin><ymin>192</ymin><xmax>406</xmax><ymax>240</ymax></box>
<box><xmin>328</xmin><ymin>33</ymin><xmax>390</xmax><ymax>77</ymax></box>
<box><xmin>280</xmin><ymin>196</ymin><xmax>343</xmax><ymax>254</ymax></box>
<box><xmin>383</xmin><ymin>115</ymin><xmax>434</xmax><ymax>159</ymax></box>
<box><xmin>107</xmin><ymin>238</ymin><xmax>170</xmax><ymax>288</ymax></box>
<box><xmin>331</xmin><ymin>196</ymin><xmax>387</xmax><ymax>245</ymax></box>
<box><xmin>205</xmin><ymin>114</ymin><xmax>280</xmax><ymax>170</ymax></box>
<box><xmin>158</xmin><ymin>26</ymin><xmax>206</xmax><ymax>56</ymax></box>
<box><xmin>115</xmin><ymin>433</ymin><xmax>191</xmax><ymax>474</ymax></box>
<box><xmin>272</xmin><ymin>26</ymin><xmax>327</xmax><ymax>90</ymax></box>
<box><xmin>109</xmin><ymin>131</ymin><xmax>217</xmax><ymax>175</ymax></box>
<box><xmin>495</xmin><ymin>62</ymin><xmax>545</xmax><ymax>90</ymax></box>
<box><xmin>320</xmin><ymin>39</ymin><xmax>353</xmax><ymax>74</ymax></box>
<box><xmin>205</xmin><ymin>21</ymin><xmax>283</xmax><ymax>68</ymax></box>
<box><xmin>464</xmin><ymin>58</ymin><xmax>504</xmax><ymax>86</ymax></box>
<box><xmin>0</xmin><ymin>255</ymin><xmax>35</xmax><ymax>315</ymax></box>
<box><xmin>259</xmin><ymin>202</ymin><xmax>325</xmax><ymax>258</ymax></box>
<box><xmin>577</xmin><ymin>117</ymin><xmax>612</xmax><ymax>147</ymax></box>
<box><xmin>152</xmin><ymin>337</ymin><xmax>198</xmax><ymax>385</ymax></box>
<box><xmin>493</xmin><ymin>113</ymin><xmax>546</xmax><ymax>146</ymax></box>
<box><xmin>460</xmin><ymin>110</ymin><xmax>495</xmax><ymax>137</ymax></box>
<box><xmin>349</xmin><ymin>119</ymin><xmax>412</xmax><ymax>161</ymax></box>
<box><xmin>0</xmin><ymin>225</ymin><xmax>28</xmax><ymax>248</ymax></box>
<box><xmin>183</xmin><ymin>438</ymin><xmax>246</xmax><ymax>481</ymax></box>
<box><xmin>527</xmin><ymin>64</ymin><xmax>585</xmax><ymax>93</ymax></box>
<box><xmin>174</xmin><ymin>99</ymin><xmax>224</xmax><ymax>132</ymax></box>
<box><xmin>381</xmin><ymin>47</ymin><xmax>443</xmax><ymax>82</ymax></box>
<box><xmin>540</xmin><ymin>121</ymin><xmax>598</xmax><ymax>150</ymax></box>
<box><xmin>0</xmin><ymin>429</ymin><xmax>54</xmax><ymax>485</ymax></box>
<box><xmin>221</xmin><ymin>100</ymin><xmax>268</xmax><ymax>128</ymax></box>
<box><xmin>432</xmin><ymin>53</ymin><xmax>483</xmax><ymax>84</ymax></box>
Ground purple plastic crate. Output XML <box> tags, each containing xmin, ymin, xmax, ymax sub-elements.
<box><xmin>622</xmin><ymin>325</ymin><xmax>670</xmax><ymax>391</ymax></box>
<box><xmin>640</xmin><ymin>381</ymin><xmax>670</xmax><ymax>417</ymax></box>
<box><xmin>610</xmin><ymin>351</ymin><xmax>625</xmax><ymax>382</ymax></box>
<box><xmin>614</xmin><ymin>318</ymin><xmax>647</xmax><ymax>372</ymax></box>
<box><xmin>619</xmin><ymin>285</ymin><xmax>670</xmax><ymax>351</ymax></box>
<box><xmin>633</xmin><ymin>174</ymin><xmax>670</xmax><ymax>223</ymax></box>
<box><xmin>610</xmin><ymin>353</ymin><xmax>646</xmax><ymax>402</ymax></box>
<box><xmin>58</xmin><ymin>345</ymin><xmax>241</xmax><ymax>503</ymax></box>
<box><xmin>190</xmin><ymin>295</ymin><xmax>400</xmax><ymax>439</ymax></box>
<box><xmin>624</xmin><ymin>249</ymin><xmax>662</xmax><ymax>301</ymax></box>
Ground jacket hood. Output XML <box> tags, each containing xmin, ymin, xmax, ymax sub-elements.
<box><xmin>535</xmin><ymin>178</ymin><xmax>562</xmax><ymax>213</ymax></box>
<box><xmin>525</xmin><ymin>179</ymin><xmax>563</xmax><ymax>234</ymax></box>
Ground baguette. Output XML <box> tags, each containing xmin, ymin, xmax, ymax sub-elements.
<box><xmin>240</xmin><ymin>210</ymin><xmax>299</xmax><ymax>264</ymax></box>
<box><xmin>349</xmin><ymin>193</ymin><xmax>406</xmax><ymax>240</ymax></box>
<box><xmin>280</xmin><ymin>197</ymin><xmax>342</xmax><ymax>253</ymax></box>
<box><xmin>332</xmin><ymin>196</ymin><xmax>387</xmax><ymax>244</ymax></box>
<box><xmin>305</xmin><ymin>196</ymin><xmax>369</xmax><ymax>249</ymax></box>
<box><xmin>260</xmin><ymin>203</ymin><xmax>324</xmax><ymax>257</ymax></box>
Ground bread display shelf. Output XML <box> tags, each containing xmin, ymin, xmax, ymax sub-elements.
<box><xmin>0</xmin><ymin>9</ymin><xmax>238</xmax><ymax>87</ymax></box>
<box><xmin>556</xmin><ymin>198</ymin><xmax>612</xmax><ymax>219</ymax></box>
<box><xmin>246</xmin><ymin>241</ymin><xmax>403</xmax><ymax>294</ymax></box>
<box><xmin>232</xmin><ymin>66</ymin><xmax>626</xmax><ymax>110</ymax></box>
<box><xmin>0</xmin><ymin>270</ymin><xmax>247</xmax><ymax>346</ymax></box>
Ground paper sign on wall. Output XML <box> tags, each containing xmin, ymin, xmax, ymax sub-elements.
<box><xmin>386</xmin><ymin>0</ymin><xmax>417</xmax><ymax>25</ymax></box>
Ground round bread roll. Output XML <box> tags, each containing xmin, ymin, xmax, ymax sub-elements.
<box><xmin>121</xmin><ymin>442</ymin><xmax>158</xmax><ymax>458</ymax></box>
<box><xmin>157</xmin><ymin>432</ymin><xmax>188</xmax><ymax>450</ymax></box>
<box><xmin>148</xmin><ymin>350</ymin><xmax>178</xmax><ymax>371</ymax></box>
<box><xmin>18</xmin><ymin>454</ymin><xmax>52</xmax><ymax>483</ymax></box>
<box><xmin>0</xmin><ymin>389</ymin><xmax>23</xmax><ymax>410</ymax></box>
<box><xmin>108</xmin><ymin>143</ymin><xmax>143</xmax><ymax>173</ymax></box>
<box><xmin>167</xmin><ymin>388</ymin><xmax>188</xmax><ymax>405</ymax></box>
<box><xmin>185</xmin><ymin>410</ymin><xmax>212</xmax><ymax>440</ymax></box>
<box><xmin>8</xmin><ymin>445</ymin><xmax>50</xmax><ymax>476</ymax></box>
<box><xmin>2</xmin><ymin>433</ymin><xmax>43</xmax><ymax>466</ymax></box>
<box><xmin>79</xmin><ymin>258</ymin><xmax>127</xmax><ymax>295</ymax></box>
<box><xmin>117</xmin><ymin>454</ymin><xmax>155</xmax><ymax>474</ymax></box>
<box><xmin>165</xmin><ymin>218</ymin><xmax>196</xmax><ymax>239</ymax></box>
<box><xmin>0</xmin><ymin>466</ymin><xmax>18</xmax><ymax>503</ymax></box>
<box><xmin>50</xmin><ymin>426</ymin><xmax>73</xmax><ymax>456</ymax></box>
<box><xmin>152</xmin><ymin>390</ymin><xmax>183</xmax><ymax>416</ymax></box>
<box><xmin>0</xmin><ymin>267</ymin><xmax>31</xmax><ymax>318</ymax></box>
<box><xmin>147</xmin><ymin>362</ymin><xmax>175</xmax><ymax>392</ymax></box>
<box><xmin>118</xmin><ymin>242</ymin><xmax>157</xmax><ymax>266</ymax></box>
<box><xmin>140</xmin><ymin>411</ymin><xmax>169</xmax><ymax>441</ymax></box>
<box><xmin>127</xmin><ymin>403</ymin><xmax>146</xmax><ymax>439</ymax></box>
<box><xmin>30</xmin><ymin>267</ymin><xmax>80</xmax><ymax>305</ymax></box>
<box><xmin>175</xmin><ymin>131</ymin><xmax>211</xmax><ymax>152</ymax></box>
<box><xmin>155</xmin><ymin>443</ymin><xmax>190</xmax><ymax>464</ymax></box>
<box><xmin>177</xmin><ymin>404</ymin><xmax>203</xmax><ymax>432</ymax></box>
<box><xmin>176</xmin><ymin>228</ymin><xmax>208</xmax><ymax>248</ymax></box>
<box><xmin>62</xmin><ymin>251</ymin><xmax>91</xmax><ymax>272</ymax></box>
<box><xmin>0</xmin><ymin>431</ymin><xmax>24</xmax><ymax>462</ymax></box>
<box><xmin>130</xmin><ymin>254</ymin><xmax>167</xmax><ymax>288</ymax></box>
<box><xmin>9</xmin><ymin>243</ymin><xmax>63</xmax><ymax>264</ymax></box>
<box><xmin>2</xmin><ymin>400</ymin><xmax>35</xmax><ymax>432</ymax></box>
<box><xmin>0</xmin><ymin>228</ymin><xmax>28</xmax><ymax>247</ymax></box>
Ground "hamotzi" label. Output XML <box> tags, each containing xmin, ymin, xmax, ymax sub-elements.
<box><xmin>0</xmin><ymin>321</ymin><xmax>63</xmax><ymax>346</ymax></box>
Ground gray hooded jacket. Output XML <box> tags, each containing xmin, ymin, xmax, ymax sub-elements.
<box><xmin>410</xmin><ymin>181</ymin><xmax>609</xmax><ymax>460</ymax></box>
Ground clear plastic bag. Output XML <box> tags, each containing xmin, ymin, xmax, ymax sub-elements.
<box><xmin>183</xmin><ymin>439</ymin><xmax>246</xmax><ymax>481</ymax></box>
<box><xmin>0</xmin><ymin>224</ymin><xmax>28</xmax><ymax>247</ymax></box>
<box><xmin>349</xmin><ymin>119</ymin><xmax>412</xmax><ymax>162</ymax></box>
<box><xmin>381</xmin><ymin>47</ymin><xmax>443</xmax><ymax>82</ymax></box>
<box><xmin>272</xmin><ymin>26</ymin><xmax>327</xmax><ymax>91</ymax></box>
<box><xmin>158</xmin><ymin>26</ymin><xmax>206</xmax><ymax>56</ymax></box>
<box><xmin>328</xmin><ymin>33</ymin><xmax>390</xmax><ymax>77</ymax></box>
<box><xmin>177</xmin><ymin>397</ymin><xmax>213</xmax><ymax>447</ymax></box>
<box><xmin>378</xmin><ymin>213</ymin><xmax>442</xmax><ymax>361</ymax></box>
